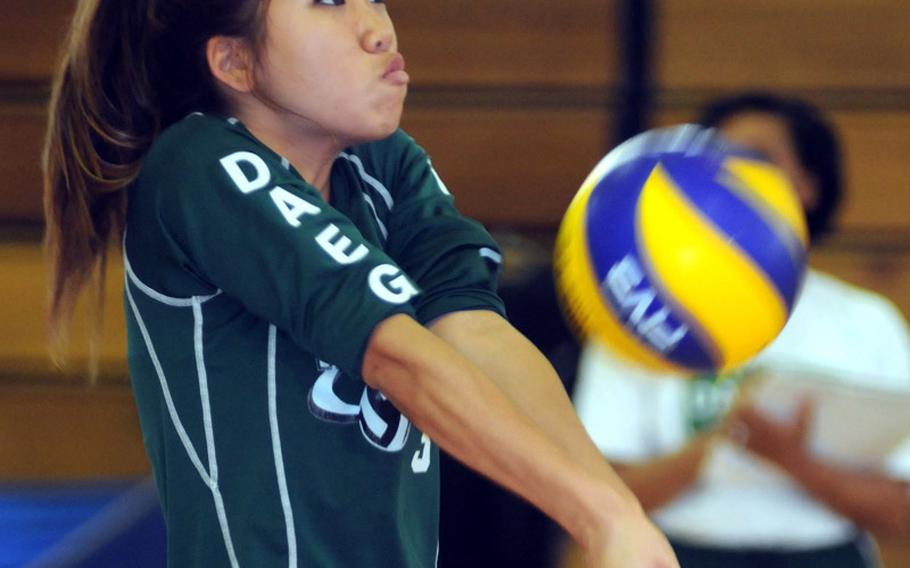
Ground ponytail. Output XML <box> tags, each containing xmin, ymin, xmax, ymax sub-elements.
<box><xmin>43</xmin><ymin>0</ymin><xmax>268</xmax><ymax>368</ymax></box>
<box><xmin>43</xmin><ymin>0</ymin><xmax>158</xmax><ymax>367</ymax></box>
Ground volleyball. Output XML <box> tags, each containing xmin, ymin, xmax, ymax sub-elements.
<box><xmin>554</xmin><ymin>124</ymin><xmax>809</xmax><ymax>374</ymax></box>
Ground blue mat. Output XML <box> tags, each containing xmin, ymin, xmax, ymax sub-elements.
<box><xmin>0</xmin><ymin>478</ymin><xmax>165</xmax><ymax>568</ymax></box>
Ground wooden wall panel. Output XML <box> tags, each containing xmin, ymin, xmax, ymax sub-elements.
<box><xmin>392</xmin><ymin>1</ymin><xmax>616</xmax><ymax>87</ymax></box>
<box><xmin>0</xmin><ymin>0</ymin><xmax>74</xmax><ymax>80</ymax></box>
<box><xmin>0</xmin><ymin>384</ymin><xmax>148</xmax><ymax>480</ymax></box>
<box><xmin>0</xmin><ymin>102</ymin><xmax>45</xmax><ymax>222</ymax></box>
<box><xmin>655</xmin><ymin>0</ymin><xmax>910</xmax><ymax>91</ymax></box>
<box><xmin>832</xmin><ymin>111</ymin><xmax>910</xmax><ymax>231</ymax></box>
<box><xmin>1</xmin><ymin>2</ymin><xmax>618</xmax><ymax>227</ymax></box>
<box><xmin>0</xmin><ymin>242</ymin><xmax>127</xmax><ymax>378</ymax></box>
<box><xmin>2</xmin><ymin>0</ymin><xmax>617</xmax><ymax>87</ymax></box>
<box><xmin>401</xmin><ymin>106</ymin><xmax>610</xmax><ymax>227</ymax></box>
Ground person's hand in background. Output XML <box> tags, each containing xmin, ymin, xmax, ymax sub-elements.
<box><xmin>728</xmin><ymin>396</ymin><xmax>910</xmax><ymax>535</ymax></box>
<box><xmin>726</xmin><ymin>397</ymin><xmax>814</xmax><ymax>471</ymax></box>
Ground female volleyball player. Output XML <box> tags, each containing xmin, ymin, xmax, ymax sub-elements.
<box><xmin>42</xmin><ymin>1</ymin><xmax>678</xmax><ymax>566</ymax></box>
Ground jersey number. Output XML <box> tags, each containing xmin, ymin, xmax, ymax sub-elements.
<box><xmin>411</xmin><ymin>433</ymin><xmax>431</xmax><ymax>474</ymax></box>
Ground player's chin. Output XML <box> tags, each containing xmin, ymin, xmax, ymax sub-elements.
<box><xmin>358</xmin><ymin>102</ymin><xmax>406</xmax><ymax>141</ymax></box>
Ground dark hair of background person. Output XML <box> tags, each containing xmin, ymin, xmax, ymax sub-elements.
<box><xmin>697</xmin><ymin>91</ymin><xmax>844</xmax><ymax>243</ymax></box>
<box><xmin>42</xmin><ymin>0</ymin><xmax>269</xmax><ymax>365</ymax></box>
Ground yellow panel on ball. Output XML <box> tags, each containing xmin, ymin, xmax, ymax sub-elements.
<box><xmin>635</xmin><ymin>163</ymin><xmax>788</xmax><ymax>371</ymax></box>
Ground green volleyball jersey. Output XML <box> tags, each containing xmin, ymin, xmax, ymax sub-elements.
<box><xmin>124</xmin><ymin>113</ymin><xmax>505</xmax><ymax>568</ymax></box>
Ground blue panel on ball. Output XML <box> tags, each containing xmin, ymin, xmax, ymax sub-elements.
<box><xmin>584</xmin><ymin>156</ymin><xmax>717</xmax><ymax>371</ymax></box>
<box><xmin>659</xmin><ymin>154</ymin><xmax>805</xmax><ymax>312</ymax></box>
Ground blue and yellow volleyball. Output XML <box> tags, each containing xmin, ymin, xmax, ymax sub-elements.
<box><xmin>555</xmin><ymin>124</ymin><xmax>809</xmax><ymax>374</ymax></box>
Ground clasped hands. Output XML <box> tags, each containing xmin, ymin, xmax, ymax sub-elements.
<box><xmin>722</xmin><ymin>396</ymin><xmax>815</xmax><ymax>472</ymax></box>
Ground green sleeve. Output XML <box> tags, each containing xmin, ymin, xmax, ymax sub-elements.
<box><xmin>132</xmin><ymin>120</ymin><xmax>416</xmax><ymax>378</ymax></box>
<box><xmin>380</xmin><ymin>132</ymin><xmax>506</xmax><ymax>324</ymax></box>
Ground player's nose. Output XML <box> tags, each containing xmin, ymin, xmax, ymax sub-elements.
<box><xmin>357</xmin><ymin>4</ymin><xmax>395</xmax><ymax>53</ymax></box>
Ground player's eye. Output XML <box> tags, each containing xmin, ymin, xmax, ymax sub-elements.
<box><xmin>312</xmin><ymin>0</ymin><xmax>386</xmax><ymax>7</ymax></box>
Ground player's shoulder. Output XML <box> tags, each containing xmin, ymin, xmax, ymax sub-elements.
<box><xmin>145</xmin><ymin>113</ymin><xmax>256</xmax><ymax>164</ymax></box>
<box><xmin>139</xmin><ymin>113</ymin><xmax>284</xmax><ymax>196</ymax></box>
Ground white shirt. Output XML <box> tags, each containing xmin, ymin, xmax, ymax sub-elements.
<box><xmin>573</xmin><ymin>269</ymin><xmax>910</xmax><ymax>549</ymax></box>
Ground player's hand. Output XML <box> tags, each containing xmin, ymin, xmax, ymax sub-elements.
<box><xmin>726</xmin><ymin>398</ymin><xmax>813</xmax><ymax>471</ymax></box>
<box><xmin>582</xmin><ymin>504</ymin><xmax>680</xmax><ymax>568</ymax></box>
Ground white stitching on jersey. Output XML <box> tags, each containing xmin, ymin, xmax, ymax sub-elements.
<box><xmin>123</xmin><ymin>240</ymin><xmax>221</xmax><ymax>306</ymax></box>
<box><xmin>360</xmin><ymin>192</ymin><xmax>389</xmax><ymax>240</ymax></box>
<box><xmin>339</xmin><ymin>152</ymin><xmax>394</xmax><ymax>210</ymax></box>
<box><xmin>268</xmin><ymin>325</ymin><xmax>298</xmax><ymax>568</ymax></box>
<box><xmin>125</xmin><ymin>281</ymin><xmax>212</xmax><ymax>485</ymax></box>
<box><xmin>479</xmin><ymin>247</ymin><xmax>503</xmax><ymax>265</ymax></box>
<box><xmin>428</xmin><ymin>159</ymin><xmax>451</xmax><ymax>196</ymax></box>
<box><xmin>212</xmin><ymin>489</ymin><xmax>241</xmax><ymax>568</ymax></box>
<box><xmin>194</xmin><ymin>297</ymin><xmax>218</xmax><ymax>484</ymax></box>
<box><xmin>126</xmin><ymin>273</ymin><xmax>240</xmax><ymax>567</ymax></box>
<box><xmin>193</xmin><ymin>298</ymin><xmax>241</xmax><ymax>568</ymax></box>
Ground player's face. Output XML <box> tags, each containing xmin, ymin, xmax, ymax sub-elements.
<box><xmin>718</xmin><ymin>112</ymin><xmax>819</xmax><ymax>214</ymax></box>
<box><xmin>253</xmin><ymin>0</ymin><xmax>408</xmax><ymax>145</ymax></box>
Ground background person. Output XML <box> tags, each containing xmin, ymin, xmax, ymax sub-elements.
<box><xmin>573</xmin><ymin>92</ymin><xmax>910</xmax><ymax>568</ymax></box>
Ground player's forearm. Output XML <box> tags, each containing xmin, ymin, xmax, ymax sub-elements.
<box><xmin>428</xmin><ymin>310</ymin><xmax>629</xmax><ymax>488</ymax></box>
<box><xmin>612</xmin><ymin>437</ymin><xmax>713</xmax><ymax>512</ymax></box>
<box><xmin>784</xmin><ymin>454</ymin><xmax>910</xmax><ymax>536</ymax></box>
<box><xmin>362</xmin><ymin>314</ymin><xmax>637</xmax><ymax>548</ymax></box>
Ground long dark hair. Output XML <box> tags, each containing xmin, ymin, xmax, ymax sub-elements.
<box><xmin>697</xmin><ymin>92</ymin><xmax>843</xmax><ymax>242</ymax></box>
<box><xmin>43</xmin><ymin>0</ymin><xmax>268</xmax><ymax>365</ymax></box>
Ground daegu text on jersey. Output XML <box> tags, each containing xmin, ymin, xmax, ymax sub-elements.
<box><xmin>219</xmin><ymin>150</ymin><xmax>418</xmax><ymax>305</ymax></box>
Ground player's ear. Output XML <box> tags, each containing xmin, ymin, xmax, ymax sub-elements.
<box><xmin>206</xmin><ymin>35</ymin><xmax>255</xmax><ymax>94</ymax></box>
